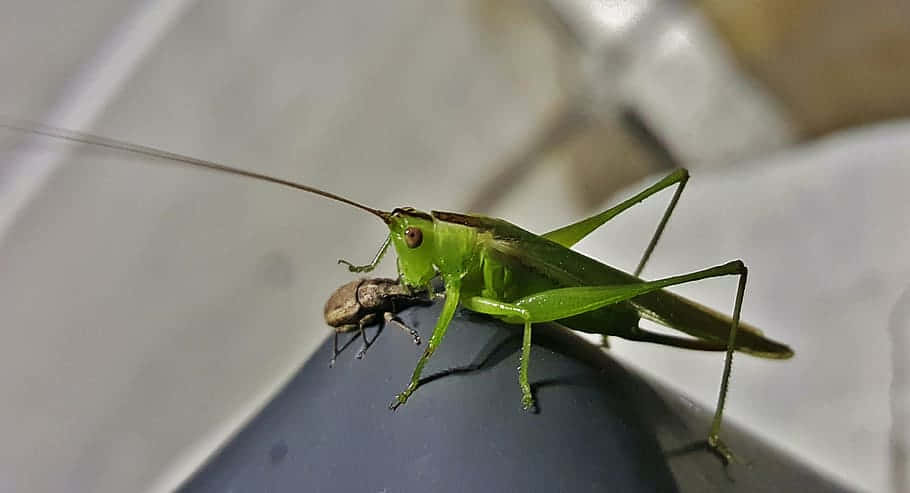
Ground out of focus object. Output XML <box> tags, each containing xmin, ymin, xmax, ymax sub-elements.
<box><xmin>469</xmin><ymin>0</ymin><xmax>797</xmax><ymax>211</ymax></box>
<box><xmin>698</xmin><ymin>0</ymin><xmax>910</xmax><ymax>136</ymax></box>
<box><xmin>472</xmin><ymin>0</ymin><xmax>910</xmax><ymax>212</ymax></box>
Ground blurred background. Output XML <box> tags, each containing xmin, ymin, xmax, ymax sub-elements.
<box><xmin>0</xmin><ymin>0</ymin><xmax>908</xmax><ymax>491</ymax></box>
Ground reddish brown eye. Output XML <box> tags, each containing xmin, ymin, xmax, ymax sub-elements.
<box><xmin>404</xmin><ymin>227</ymin><xmax>423</xmax><ymax>248</ymax></box>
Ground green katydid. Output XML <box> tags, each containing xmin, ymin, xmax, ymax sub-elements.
<box><xmin>2</xmin><ymin>121</ymin><xmax>793</xmax><ymax>464</ymax></box>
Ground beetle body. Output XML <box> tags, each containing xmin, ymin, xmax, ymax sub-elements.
<box><xmin>324</xmin><ymin>278</ymin><xmax>427</xmax><ymax>366</ymax></box>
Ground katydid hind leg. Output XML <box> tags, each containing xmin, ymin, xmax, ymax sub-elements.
<box><xmin>633</xmin><ymin>169</ymin><xmax>688</xmax><ymax>277</ymax></box>
<box><xmin>707</xmin><ymin>263</ymin><xmax>748</xmax><ymax>466</ymax></box>
<box><xmin>540</xmin><ymin>168</ymin><xmax>689</xmax><ymax>347</ymax></box>
<box><xmin>511</xmin><ymin>260</ymin><xmax>747</xmax><ymax>321</ymax></box>
<box><xmin>509</xmin><ymin>260</ymin><xmax>749</xmax><ymax>464</ymax></box>
<box><xmin>465</xmin><ymin>260</ymin><xmax>747</xmax><ymax>411</ymax></box>
<box><xmin>619</xmin><ymin>326</ymin><xmax>730</xmax><ymax>352</ymax></box>
<box><xmin>541</xmin><ymin>168</ymin><xmax>688</xmax><ymax>253</ymax></box>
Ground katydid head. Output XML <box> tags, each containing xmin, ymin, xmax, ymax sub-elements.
<box><xmin>387</xmin><ymin>208</ymin><xmax>436</xmax><ymax>288</ymax></box>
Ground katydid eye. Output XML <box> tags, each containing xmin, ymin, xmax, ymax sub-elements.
<box><xmin>404</xmin><ymin>227</ymin><xmax>423</xmax><ymax>248</ymax></box>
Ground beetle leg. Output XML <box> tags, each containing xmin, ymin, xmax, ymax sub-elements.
<box><xmin>355</xmin><ymin>313</ymin><xmax>379</xmax><ymax>360</ymax></box>
<box><xmin>330</xmin><ymin>331</ymin><xmax>339</xmax><ymax>368</ymax></box>
<box><xmin>330</xmin><ymin>325</ymin><xmax>360</xmax><ymax>367</ymax></box>
<box><xmin>390</xmin><ymin>280</ymin><xmax>461</xmax><ymax>410</ymax></box>
<box><xmin>337</xmin><ymin>234</ymin><xmax>391</xmax><ymax>273</ymax></box>
<box><xmin>384</xmin><ymin>312</ymin><xmax>421</xmax><ymax>345</ymax></box>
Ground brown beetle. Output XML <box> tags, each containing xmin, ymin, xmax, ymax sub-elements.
<box><xmin>323</xmin><ymin>278</ymin><xmax>428</xmax><ymax>367</ymax></box>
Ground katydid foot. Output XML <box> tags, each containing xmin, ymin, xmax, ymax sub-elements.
<box><xmin>708</xmin><ymin>434</ymin><xmax>745</xmax><ymax>467</ymax></box>
<box><xmin>521</xmin><ymin>392</ymin><xmax>535</xmax><ymax>411</ymax></box>
<box><xmin>389</xmin><ymin>384</ymin><xmax>417</xmax><ymax>410</ymax></box>
<box><xmin>337</xmin><ymin>258</ymin><xmax>374</xmax><ymax>273</ymax></box>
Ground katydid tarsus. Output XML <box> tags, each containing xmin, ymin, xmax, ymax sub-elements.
<box><xmin>323</xmin><ymin>277</ymin><xmax>426</xmax><ymax>367</ymax></box>
<box><xmin>2</xmin><ymin>121</ymin><xmax>793</xmax><ymax>465</ymax></box>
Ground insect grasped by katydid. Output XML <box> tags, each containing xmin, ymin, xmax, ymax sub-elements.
<box><xmin>323</xmin><ymin>277</ymin><xmax>426</xmax><ymax>367</ymax></box>
<box><xmin>2</xmin><ymin>120</ymin><xmax>794</xmax><ymax>465</ymax></box>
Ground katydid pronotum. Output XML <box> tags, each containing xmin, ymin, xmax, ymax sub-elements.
<box><xmin>2</xmin><ymin>121</ymin><xmax>793</xmax><ymax>464</ymax></box>
<box><xmin>323</xmin><ymin>277</ymin><xmax>426</xmax><ymax>367</ymax></box>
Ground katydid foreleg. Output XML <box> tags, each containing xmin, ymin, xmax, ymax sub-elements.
<box><xmin>338</xmin><ymin>234</ymin><xmax>391</xmax><ymax>273</ymax></box>
<box><xmin>389</xmin><ymin>279</ymin><xmax>462</xmax><ymax>409</ymax></box>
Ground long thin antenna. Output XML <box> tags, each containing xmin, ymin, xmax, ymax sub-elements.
<box><xmin>1</xmin><ymin>120</ymin><xmax>392</xmax><ymax>222</ymax></box>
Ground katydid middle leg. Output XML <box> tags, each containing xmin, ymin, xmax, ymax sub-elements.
<box><xmin>461</xmin><ymin>296</ymin><xmax>534</xmax><ymax>408</ymax></box>
<box><xmin>468</xmin><ymin>260</ymin><xmax>747</xmax><ymax>463</ymax></box>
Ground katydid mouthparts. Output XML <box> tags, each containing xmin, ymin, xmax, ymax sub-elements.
<box><xmin>323</xmin><ymin>277</ymin><xmax>427</xmax><ymax>367</ymax></box>
<box><xmin>1</xmin><ymin>120</ymin><xmax>793</xmax><ymax>465</ymax></box>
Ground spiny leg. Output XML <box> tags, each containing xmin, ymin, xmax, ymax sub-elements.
<box><xmin>707</xmin><ymin>263</ymin><xmax>748</xmax><ymax>465</ymax></box>
<box><xmin>633</xmin><ymin>169</ymin><xmax>688</xmax><ymax>277</ymax></box>
<box><xmin>462</xmin><ymin>296</ymin><xmax>534</xmax><ymax>409</ymax></box>
<box><xmin>463</xmin><ymin>260</ymin><xmax>747</xmax><ymax>410</ymax></box>
<box><xmin>355</xmin><ymin>314</ymin><xmax>380</xmax><ymax>359</ymax></box>
<box><xmin>542</xmin><ymin>168</ymin><xmax>689</xmax><ymax>251</ymax></box>
<box><xmin>390</xmin><ymin>280</ymin><xmax>462</xmax><ymax>409</ymax></box>
<box><xmin>620</xmin><ymin>326</ymin><xmax>731</xmax><ymax>351</ymax></box>
<box><xmin>338</xmin><ymin>234</ymin><xmax>390</xmax><ymax>273</ymax></box>
<box><xmin>521</xmin><ymin>262</ymin><xmax>750</xmax><ymax>464</ymax></box>
<box><xmin>330</xmin><ymin>326</ymin><xmax>359</xmax><ymax>367</ymax></box>
<box><xmin>540</xmin><ymin>169</ymin><xmax>689</xmax><ymax>346</ymax></box>
<box><xmin>330</xmin><ymin>331</ymin><xmax>340</xmax><ymax>368</ymax></box>
<box><xmin>606</xmin><ymin>323</ymin><xmax>740</xmax><ymax>454</ymax></box>
<box><xmin>623</xmin><ymin>171</ymin><xmax>688</xmax><ymax>350</ymax></box>
<box><xmin>528</xmin><ymin>260</ymin><xmax>750</xmax><ymax>464</ymax></box>
<box><xmin>385</xmin><ymin>312</ymin><xmax>421</xmax><ymax>345</ymax></box>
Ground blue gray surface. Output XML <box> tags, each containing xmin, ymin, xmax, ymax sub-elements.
<box><xmin>182</xmin><ymin>302</ymin><xmax>847</xmax><ymax>492</ymax></box>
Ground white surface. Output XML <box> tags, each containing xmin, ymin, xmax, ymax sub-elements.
<box><xmin>0</xmin><ymin>2</ymin><xmax>563</xmax><ymax>492</ymax></box>
<box><xmin>493</xmin><ymin>121</ymin><xmax>910</xmax><ymax>493</ymax></box>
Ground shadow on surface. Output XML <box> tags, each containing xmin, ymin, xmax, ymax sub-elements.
<box><xmin>182</xmin><ymin>303</ymin><xmax>848</xmax><ymax>493</ymax></box>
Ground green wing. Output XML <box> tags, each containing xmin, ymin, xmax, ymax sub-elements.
<box><xmin>432</xmin><ymin>211</ymin><xmax>793</xmax><ymax>359</ymax></box>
